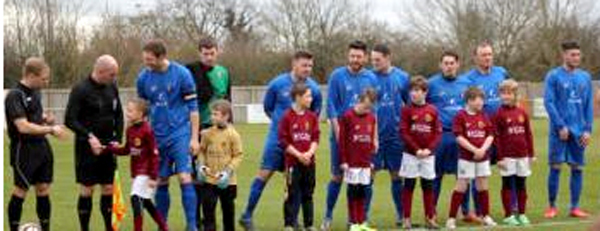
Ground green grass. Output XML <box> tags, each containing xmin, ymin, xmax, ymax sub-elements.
<box><xmin>4</xmin><ymin>120</ymin><xmax>600</xmax><ymax>230</ymax></box>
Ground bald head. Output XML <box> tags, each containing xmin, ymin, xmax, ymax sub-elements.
<box><xmin>92</xmin><ymin>55</ymin><xmax>119</xmax><ymax>85</ymax></box>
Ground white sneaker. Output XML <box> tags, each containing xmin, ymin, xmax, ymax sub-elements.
<box><xmin>482</xmin><ymin>216</ymin><xmax>497</xmax><ymax>227</ymax></box>
<box><xmin>445</xmin><ymin>218</ymin><xmax>456</xmax><ymax>229</ymax></box>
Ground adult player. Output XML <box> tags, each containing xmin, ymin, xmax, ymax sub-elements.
<box><xmin>186</xmin><ymin>37</ymin><xmax>232</xmax><ymax>229</ymax></box>
<box><xmin>321</xmin><ymin>40</ymin><xmax>377</xmax><ymax>231</ymax></box>
<box><xmin>427</xmin><ymin>51</ymin><xmax>477</xmax><ymax>221</ymax></box>
<box><xmin>136</xmin><ymin>39</ymin><xmax>200</xmax><ymax>231</ymax></box>
<box><xmin>543</xmin><ymin>41</ymin><xmax>593</xmax><ymax>218</ymax></box>
<box><xmin>65</xmin><ymin>55</ymin><xmax>123</xmax><ymax>231</ymax></box>
<box><xmin>6</xmin><ymin>57</ymin><xmax>66</xmax><ymax>231</ymax></box>
<box><xmin>462</xmin><ymin>41</ymin><xmax>509</xmax><ymax>218</ymax></box>
<box><xmin>370</xmin><ymin>43</ymin><xmax>409</xmax><ymax>226</ymax></box>
<box><xmin>239</xmin><ymin>51</ymin><xmax>322</xmax><ymax>231</ymax></box>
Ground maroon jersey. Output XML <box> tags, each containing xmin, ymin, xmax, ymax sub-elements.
<box><xmin>278</xmin><ymin>108</ymin><xmax>320</xmax><ymax>167</ymax></box>
<box><xmin>452</xmin><ymin>109</ymin><xmax>494</xmax><ymax>162</ymax></box>
<box><xmin>493</xmin><ymin>105</ymin><xmax>534</xmax><ymax>160</ymax></box>
<box><xmin>106</xmin><ymin>121</ymin><xmax>159</xmax><ymax>179</ymax></box>
<box><xmin>400</xmin><ymin>103</ymin><xmax>442</xmax><ymax>155</ymax></box>
<box><xmin>338</xmin><ymin>109</ymin><xmax>377</xmax><ymax>168</ymax></box>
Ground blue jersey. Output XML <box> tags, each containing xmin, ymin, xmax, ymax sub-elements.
<box><xmin>373</xmin><ymin>67</ymin><xmax>410</xmax><ymax>141</ymax></box>
<box><xmin>326</xmin><ymin>66</ymin><xmax>378</xmax><ymax>119</ymax></box>
<box><xmin>543</xmin><ymin>66</ymin><xmax>593</xmax><ymax>138</ymax></box>
<box><xmin>136</xmin><ymin>61</ymin><xmax>198</xmax><ymax>140</ymax></box>
<box><xmin>464</xmin><ymin>66</ymin><xmax>509</xmax><ymax>115</ymax></box>
<box><xmin>427</xmin><ymin>73</ymin><xmax>472</xmax><ymax>130</ymax></box>
<box><xmin>263</xmin><ymin>73</ymin><xmax>323</xmax><ymax>134</ymax></box>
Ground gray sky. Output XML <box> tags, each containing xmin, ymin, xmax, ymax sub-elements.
<box><xmin>77</xmin><ymin>0</ymin><xmax>406</xmax><ymax>28</ymax></box>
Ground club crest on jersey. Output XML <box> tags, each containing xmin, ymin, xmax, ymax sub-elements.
<box><xmin>518</xmin><ymin>115</ymin><xmax>524</xmax><ymax>123</ymax></box>
<box><xmin>412</xmin><ymin>115</ymin><xmax>418</xmax><ymax>121</ymax></box>
<box><xmin>506</xmin><ymin>118</ymin><xmax>512</xmax><ymax>123</ymax></box>
<box><xmin>478</xmin><ymin>121</ymin><xmax>486</xmax><ymax>128</ymax></box>
<box><xmin>367</xmin><ymin>124</ymin><xmax>372</xmax><ymax>132</ymax></box>
<box><xmin>424</xmin><ymin>114</ymin><xmax>432</xmax><ymax>122</ymax></box>
<box><xmin>305</xmin><ymin>121</ymin><xmax>310</xmax><ymax>130</ymax></box>
<box><xmin>292</xmin><ymin>123</ymin><xmax>298</xmax><ymax>129</ymax></box>
<box><xmin>134</xmin><ymin>138</ymin><xmax>142</xmax><ymax>147</ymax></box>
<box><xmin>355</xmin><ymin>125</ymin><xmax>360</xmax><ymax>130</ymax></box>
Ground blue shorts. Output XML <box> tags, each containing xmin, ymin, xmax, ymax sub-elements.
<box><xmin>549</xmin><ymin>135</ymin><xmax>585</xmax><ymax>166</ymax></box>
<box><xmin>260</xmin><ymin>131</ymin><xmax>285</xmax><ymax>172</ymax></box>
<box><xmin>374</xmin><ymin>139</ymin><xmax>403</xmax><ymax>172</ymax></box>
<box><xmin>158</xmin><ymin>134</ymin><xmax>193</xmax><ymax>177</ymax></box>
<box><xmin>329</xmin><ymin>133</ymin><xmax>343</xmax><ymax>176</ymax></box>
<box><xmin>435</xmin><ymin>131</ymin><xmax>459</xmax><ymax>175</ymax></box>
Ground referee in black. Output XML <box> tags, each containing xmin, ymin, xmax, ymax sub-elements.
<box><xmin>5</xmin><ymin>57</ymin><xmax>67</xmax><ymax>231</ymax></box>
<box><xmin>65</xmin><ymin>55</ymin><xmax>123</xmax><ymax>231</ymax></box>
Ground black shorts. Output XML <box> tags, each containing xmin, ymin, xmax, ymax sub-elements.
<box><xmin>75</xmin><ymin>141</ymin><xmax>116</xmax><ymax>185</ymax></box>
<box><xmin>10</xmin><ymin>139</ymin><xmax>54</xmax><ymax>189</ymax></box>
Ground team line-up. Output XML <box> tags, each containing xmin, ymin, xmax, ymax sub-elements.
<box><xmin>4</xmin><ymin>38</ymin><xmax>593</xmax><ymax>231</ymax></box>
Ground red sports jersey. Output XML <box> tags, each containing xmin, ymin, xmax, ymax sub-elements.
<box><xmin>106</xmin><ymin>121</ymin><xmax>159</xmax><ymax>179</ymax></box>
<box><xmin>493</xmin><ymin>105</ymin><xmax>534</xmax><ymax>160</ymax></box>
<box><xmin>338</xmin><ymin>109</ymin><xmax>377</xmax><ymax>168</ymax></box>
<box><xmin>400</xmin><ymin>103</ymin><xmax>442</xmax><ymax>155</ymax></box>
<box><xmin>278</xmin><ymin>108</ymin><xmax>320</xmax><ymax>167</ymax></box>
<box><xmin>452</xmin><ymin>109</ymin><xmax>494</xmax><ymax>162</ymax></box>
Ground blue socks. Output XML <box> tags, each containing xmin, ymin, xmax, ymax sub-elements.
<box><xmin>242</xmin><ymin>177</ymin><xmax>266</xmax><ymax>220</ymax></box>
<box><xmin>155</xmin><ymin>184</ymin><xmax>170</xmax><ymax>219</ymax></box>
<box><xmin>364</xmin><ymin>180</ymin><xmax>373</xmax><ymax>220</ymax></box>
<box><xmin>181</xmin><ymin>183</ymin><xmax>198</xmax><ymax>228</ymax></box>
<box><xmin>325</xmin><ymin>180</ymin><xmax>342</xmax><ymax>220</ymax></box>
<box><xmin>391</xmin><ymin>179</ymin><xmax>403</xmax><ymax>221</ymax></box>
<box><xmin>471</xmin><ymin>181</ymin><xmax>480</xmax><ymax>215</ymax></box>
<box><xmin>548</xmin><ymin>168</ymin><xmax>560</xmax><ymax>207</ymax></box>
<box><xmin>433</xmin><ymin>175</ymin><xmax>443</xmax><ymax>206</ymax></box>
<box><xmin>570</xmin><ymin>168</ymin><xmax>583</xmax><ymax>209</ymax></box>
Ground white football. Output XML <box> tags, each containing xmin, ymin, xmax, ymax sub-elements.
<box><xmin>19</xmin><ymin>222</ymin><xmax>41</xmax><ymax>231</ymax></box>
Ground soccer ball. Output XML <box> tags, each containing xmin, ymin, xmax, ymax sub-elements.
<box><xmin>18</xmin><ymin>222</ymin><xmax>41</xmax><ymax>231</ymax></box>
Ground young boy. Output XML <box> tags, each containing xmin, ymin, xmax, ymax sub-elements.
<box><xmin>399</xmin><ymin>76</ymin><xmax>442</xmax><ymax>229</ymax></box>
<box><xmin>339</xmin><ymin>88</ymin><xmax>378</xmax><ymax>231</ymax></box>
<box><xmin>104</xmin><ymin>98</ymin><xmax>169</xmax><ymax>231</ymax></box>
<box><xmin>278</xmin><ymin>83</ymin><xmax>320</xmax><ymax>231</ymax></box>
<box><xmin>446</xmin><ymin>87</ymin><xmax>496</xmax><ymax>229</ymax></box>
<box><xmin>493</xmin><ymin>79</ymin><xmax>534</xmax><ymax>226</ymax></box>
<box><xmin>196</xmin><ymin>100</ymin><xmax>243</xmax><ymax>231</ymax></box>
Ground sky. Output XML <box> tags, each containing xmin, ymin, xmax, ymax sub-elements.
<box><xmin>75</xmin><ymin>0</ymin><xmax>407</xmax><ymax>28</ymax></box>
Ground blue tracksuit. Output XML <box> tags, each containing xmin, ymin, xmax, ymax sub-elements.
<box><xmin>427</xmin><ymin>73</ymin><xmax>472</xmax><ymax>174</ymax></box>
<box><xmin>137</xmin><ymin>61</ymin><xmax>198</xmax><ymax>176</ymax></box>
<box><xmin>372</xmin><ymin>67</ymin><xmax>409</xmax><ymax>171</ymax></box>
<box><xmin>326</xmin><ymin>66</ymin><xmax>377</xmax><ymax>175</ymax></box>
<box><xmin>464</xmin><ymin>66</ymin><xmax>509</xmax><ymax>115</ymax></box>
<box><xmin>261</xmin><ymin>73</ymin><xmax>322</xmax><ymax>171</ymax></box>
<box><xmin>544</xmin><ymin>66</ymin><xmax>593</xmax><ymax>165</ymax></box>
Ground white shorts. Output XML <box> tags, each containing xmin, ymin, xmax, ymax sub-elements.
<box><xmin>131</xmin><ymin>175</ymin><xmax>156</xmax><ymax>199</ymax></box>
<box><xmin>457</xmin><ymin>160</ymin><xmax>491</xmax><ymax>179</ymax></box>
<box><xmin>344</xmin><ymin>167</ymin><xmax>371</xmax><ymax>185</ymax></box>
<box><xmin>399</xmin><ymin>153</ymin><xmax>436</xmax><ymax>180</ymax></box>
<box><xmin>499</xmin><ymin>157</ymin><xmax>532</xmax><ymax>177</ymax></box>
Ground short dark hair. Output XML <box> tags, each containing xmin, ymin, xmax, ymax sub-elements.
<box><xmin>198</xmin><ymin>37</ymin><xmax>218</xmax><ymax>51</ymax></box>
<box><xmin>464</xmin><ymin>87</ymin><xmax>485</xmax><ymax>101</ymax></box>
<box><xmin>410</xmin><ymin>75</ymin><xmax>428</xmax><ymax>92</ymax></box>
<box><xmin>290</xmin><ymin>82</ymin><xmax>311</xmax><ymax>100</ymax></box>
<box><xmin>372</xmin><ymin>43</ymin><xmax>391</xmax><ymax>56</ymax></box>
<box><xmin>211</xmin><ymin>99</ymin><xmax>232</xmax><ymax>117</ymax></box>
<box><xmin>293</xmin><ymin>50</ymin><xmax>313</xmax><ymax>60</ymax></box>
<box><xmin>128</xmin><ymin>98</ymin><xmax>149</xmax><ymax>116</ymax></box>
<box><xmin>440</xmin><ymin>50</ymin><xmax>460</xmax><ymax>62</ymax></box>
<box><xmin>143</xmin><ymin>39</ymin><xmax>167</xmax><ymax>57</ymax></box>
<box><xmin>359</xmin><ymin>87</ymin><xmax>378</xmax><ymax>103</ymax></box>
<box><xmin>348</xmin><ymin>40</ymin><xmax>368</xmax><ymax>53</ymax></box>
<box><xmin>473</xmin><ymin>40</ymin><xmax>493</xmax><ymax>55</ymax></box>
<box><xmin>561</xmin><ymin>40</ymin><xmax>580</xmax><ymax>51</ymax></box>
<box><xmin>22</xmin><ymin>57</ymin><xmax>49</xmax><ymax>77</ymax></box>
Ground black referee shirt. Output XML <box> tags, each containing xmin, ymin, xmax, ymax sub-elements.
<box><xmin>64</xmin><ymin>75</ymin><xmax>123</xmax><ymax>143</ymax></box>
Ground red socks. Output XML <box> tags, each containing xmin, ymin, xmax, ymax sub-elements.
<box><xmin>501</xmin><ymin>189</ymin><xmax>512</xmax><ymax>217</ymax></box>
<box><xmin>477</xmin><ymin>190</ymin><xmax>490</xmax><ymax>216</ymax></box>
<box><xmin>448</xmin><ymin>191</ymin><xmax>465</xmax><ymax>218</ymax></box>
<box><xmin>423</xmin><ymin>189</ymin><xmax>435</xmax><ymax>219</ymax></box>
<box><xmin>517</xmin><ymin>189</ymin><xmax>527</xmax><ymax>215</ymax></box>
<box><xmin>402</xmin><ymin>188</ymin><xmax>414</xmax><ymax>219</ymax></box>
